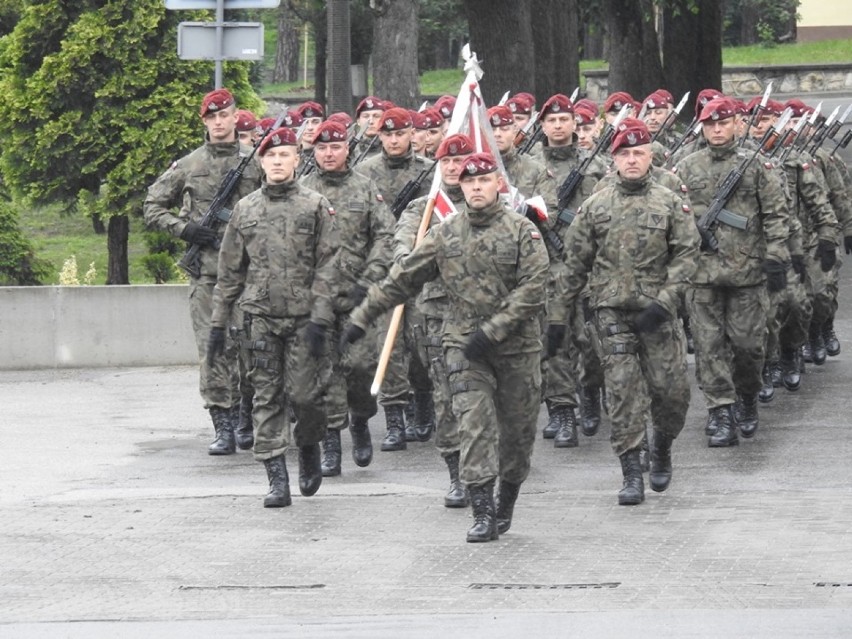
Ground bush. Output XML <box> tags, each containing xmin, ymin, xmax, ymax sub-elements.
<box><xmin>0</xmin><ymin>201</ymin><xmax>51</xmax><ymax>285</ymax></box>
<box><xmin>142</xmin><ymin>230</ymin><xmax>182</xmax><ymax>283</ymax></box>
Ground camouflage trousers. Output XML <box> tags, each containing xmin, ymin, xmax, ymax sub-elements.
<box><xmin>595</xmin><ymin>307</ymin><xmax>690</xmax><ymax>457</ymax></box>
<box><xmin>246</xmin><ymin>315</ymin><xmax>330</xmax><ymax>461</ymax></box>
<box><xmin>576</xmin><ymin>297</ymin><xmax>605</xmax><ymax>389</ymax></box>
<box><xmin>687</xmin><ymin>284</ymin><xmax>768</xmax><ymax>408</ymax></box>
<box><xmin>766</xmin><ymin>265</ymin><xmax>811</xmax><ymax>359</ymax></box>
<box><xmin>445</xmin><ymin>345</ymin><xmax>540</xmax><ymax>487</ymax></box>
<box><xmin>805</xmin><ymin>253</ymin><xmax>841</xmax><ymax>326</ymax></box>
<box><xmin>376</xmin><ymin>302</ymin><xmax>432</xmax><ymax>406</ymax></box>
<box><xmin>418</xmin><ymin>315</ymin><xmax>459</xmax><ymax>456</ymax></box>
<box><xmin>542</xmin><ymin>300</ymin><xmax>579</xmax><ymax>409</ymax></box>
<box><xmin>326</xmin><ymin>314</ymin><xmax>379</xmax><ymax>432</ymax></box>
<box><xmin>189</xmin><ymin>277</ymin><xmax>239</xmax><ymax>409</ymax></box>
<box><xmin>230</xmin><ymin>307</ymin><xmax>254</xmax><ymax>405</ymax></box>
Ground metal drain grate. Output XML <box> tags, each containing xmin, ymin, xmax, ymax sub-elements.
<box><xmin>469</xmin><ymin>582</ymin><xmax>620</xmax><ymax>591</ymax></box>
<box><xmin>815</xmin><ymin>582</ymin><xmax>852</xmax><ymax>588</ymax></box>
<box><xmin>179</xmin><ymin>583</ymin><xmax>325</xmax><ymax>591</ymax></box>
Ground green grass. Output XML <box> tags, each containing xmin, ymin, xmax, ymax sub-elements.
<box><xmin>18</xmin><ymin>203</ymin><xmax>157</xmax><ymax>285</ymax></box>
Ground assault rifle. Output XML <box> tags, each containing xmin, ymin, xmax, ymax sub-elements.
<box><xmin>178</xmin><ymin>112</ymin><xmax>287</xmax><ymax>278</ymax></box>
<box><xmin>514</xmin><ymin>110</ymin><xmax>541</xmax><ymax>152</ymax></box>
<box><xmin>651</xmin><ymin>91</ymin><xmax>690</xmax><ymax>144</ymax></box>
<box><xmin>352</xmin><ymin>134</ymin><xmax>378</xmax><ymax>166</ymax></box>
<box><xmin>390</xmin><ymin>160</ymin><xmax>438</xmax><ymax>218</ymax></box>
<box><xmin>664</xmin><ymin>119</ymin><xmax>702</xmax><ymax>169</ymax></box>
<box><xmin>808</xmin><ymin>103</ymin><xmax>851</xmax><ymax>155</ymax></box>
<box><xmin>739</xmin><ymin>82</ymin><xmax>772</xmax><ymax>147</ymax></box>
<box><xmin>830</xmin><ymin>128</ymin><xmax>852</xmax><ymax>159</ymax></box>
<box><xmin>696</xmin><ymin>109</ymin><xmax>791</xmax><ymax>253</ymax></box>
<box><xmin>347</xmin><ymin>121</ymin><xmax>368</xmax><ymax>157</ymax></box>
<box><xmin>772</xmin><ymin>110</ymin><xmax>808</xmax><ymax>161</ymax></box>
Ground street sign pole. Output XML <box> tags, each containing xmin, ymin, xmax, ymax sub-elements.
<box><xmin>214</xmin><ymin>0</ymin><xmax>224</xmax><ymax>88</ymax></box>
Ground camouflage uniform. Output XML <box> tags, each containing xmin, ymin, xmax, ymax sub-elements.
<box><xmin>300</xmin><ymin>168</ymin><xmax>395</xmax><ymax>432</ymax></box>
<box><xmin>552</xmin><ymin>173</ymin><xmax>698</xmax><ymax>456</ymax></box>
<box><xmin>210</xmin><ymin>179</ymin><xmax>338</xmax><ymax>460</ymax></box>
<box><xmin>144</xmin><ymin>139</ymin><xmax>262</xmax><ymax>410</ymax></box>
<box><xmin>675</xmin><ymin>140</ymin><xmax>790</xmax><ymax>411</ymax></box>
<box><xmin>349</xmin><ymin>197</ymin><xmax>549</xmax><ymax>487</ymax></box>
<box><xmin>501</xmin><ymin>146</ymin><xmax>558</xmax><ymax>212</ymax></box>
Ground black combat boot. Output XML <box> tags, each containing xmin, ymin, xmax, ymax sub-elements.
<box><xmin>823</xmin><ymin>318</ymin><xmax>841</xmax><ymax>357</ymax></box>
<box><xmin>779</xmin><ymin>348</ymin><xmax>801</xmax><ymax>391</ymax></box>
<box><xmin>649</xmin><ymin>431</ymin><xmax>673</xmax><ymax>493</ymax></box>
<box><xmin>705</xmin><ymin>408</ymin><xmax>719</xmax><ymax>436</ymax></box>
<box><xmin>579</xmin><ymin>385</ymin><xmax>602</xmax><ymax>436</ymax></box>
<box><xmin>381</xmin><ymin>405</ymin><xmax>407</xmax><ymax>451</ymax></box>
<box><xmin>349</xmin><ymin>415</ymin><xmax>373</xmax><ymax>467</ymax></box>
<box><xmin>413</xmin><ymin>390</ymin><xmax>436</xmax><ymax>442</ymax></box>
<box><xmin>682</xmin><ymin>315</ymin><xmax>695</xmax><ymax>354</ymax></box>
<box><xmin>737</xmin><ymin>393</ymin><xmax>759</xmax><ymax>438</ymax></box>
<box><xmin>466</xmin><ymin>479</ymin><xmax>498</xmax><ymax>543</ymax></box>
<box><xmin>298</xmin><ymin>443</ymin><xmax>323</xmax><ymax>496</ymax></box>
<box><xmin>553</xmin><ymin>407</ymin><xmax>579</xmax><ymax>448</ymax></box>
<box><xmin>542</xmin><ymin>401</ymin><xmax>561</xmax><ymax>439</ymax></box>
<box><xmin>208</xmin><ymin>406</ymin><xmax>236</xmax><ymax>455</ymax></box>
<box><xmin>809</xmin><ymin>322</ymin><xmax>827</xmax><ymax>365</ymax></box>
<box><xmin>262</xmin><ymin>456</ymin><xmax>291</xmax><ymax>508</ymax></box>
<box><xmin>443</xmin><ymin>451</ymin><xmax>469</xmax><ymax>508</ymax></box>
<box><xmin>320</xmin><ymin>429</ymin><xmax>341</xmax><ymax>477</ymax></box>
<box><xmin>758</xmin><ymin>364</ymin><xmax>775</xmax><ymax>403</ymax></box>
<box><xmin>496</xmin><ymin>479</ymin><xmax>521</xmax><ymax>534</ymax></box>
<box><xmin>708</xmin><ymin>405</ymin><xmax>738</xmax><ymax>447</ymax></box>
<box><xmin>617</xmin><ymin>450</ymin><xmax>645</xmax><ymax>505</ymax></box>
<box><xmin>801</xmin><ymin>341</ymin><xmax>813</xmax><ymax>363</ymax></box>
<box><xmin>234</xmin><ymin>395</ymin><xmax>254</xmax><ymax>450</ymax></box>
<box><xmin>403</xmin><ymin>394</ymin><xmax>417</xmax><ymax>442</ymax></box>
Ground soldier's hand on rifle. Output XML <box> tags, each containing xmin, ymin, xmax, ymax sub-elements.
<box><xmin>349</xmin><ymin>283</ymin><xmax>368</xmax><ymax>306</ymax></box>
<box><xmin>844</xmin><ymin>235</ymin><xmax>852</xmax><ymax>255</ymax></box>
<box><xmin>546</xmin><ymin>324</ymin><xmax>566</xmax><ymax>358</ymax></box>
<box><xmin>338</xmin><ymin>323</ymin><xmax>365</xmax><ymax>353</ymax></box>
<box><xmin>633</xmin><ymin>302</ymin><xmax>670</xmax><ymax>334</ymax></box>
<box><xmin>698</xmin><ymin>227</ymin><xmax>717</xmax><ymax>252</ymax></box>
<box><xmin>181</xmin><ymin>221</ymin><xmax>218</xmax><ymax>247</ymax></box>
<box><xmin>791</xmin><ymin>254</ymin><xmax>807</xmax><ymax>283</ymax></box>
<box><xmin>463</xmin><ymin>329</ymin><xmax>494</xmax><ymax>363</ymax></box>
<box><xmin>762</xmin><ymin>260</ymin><xmax>787</xmax><ymax>293</ymax></box>
<box><xmin>815</xmin><ymin>239</ymin><xmax>837</xmax><ymax>272</ymax></box>
<box><xmin>304</xmin><ymin>321</ymin><xmax>327</xmax><ymax>358</ymax></box>
<box><xmin>206</xmin><ymin>327</ymin><xmax>226</xmax><ymax>366</ymax></box>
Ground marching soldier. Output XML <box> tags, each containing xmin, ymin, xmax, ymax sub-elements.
<box><xmin>354</xmin><ymin>96</ymin><xmax>386</xmax><ymax>162</ymax></box>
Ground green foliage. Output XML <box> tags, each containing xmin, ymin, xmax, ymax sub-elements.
<box><xmin>0</xmin><ymin>200</ymin><xmax>52</xmax><ymax>285</ymax></box>
<box><xmin>723</xmin><ymin>0</ymin><xmax>799</xmax><ymax>46</ymax></box>
<box><xmin>143</xmin><ymin>229</ymin><xmax>181</xmax><ymax>257</ymax></box>
<box><xmin>141</xmin><ymin>252</ymin><xmax>177</xmax><ymax>284</ymax></box>
<box><xmin>0</xmin><ymin>0</ymin><xmax>263</xmax><ymax>225</ymax></box>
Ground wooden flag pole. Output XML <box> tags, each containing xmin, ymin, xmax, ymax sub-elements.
<box><xmin>370</xmin><ymin>197</ymin><xmax>438</xmax><ymax>396</ymax></box>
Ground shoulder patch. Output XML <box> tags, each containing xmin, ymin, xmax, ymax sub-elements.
<box><xmin>169</xmin><ymin>161</ymin><xmax>178</xmax><ymax>170</ymax></box>
<box><xmin>682</xmin><ymin>203</ymin><xmax>691</xmax><ymax>213</ymax></box>
<box><xmin>530</xmin><ymin>230</ymin><xmax>541</xmax><ymax>240</ymax></box>
<box><xmin>671</xmin><ymin>166</ymin><xmax>678</xmax><ymax>173</ymax></box>
<box><xmin>680</xmin><ymin>184</ymin><xmax>688</xmax><ymax>193</ymax></box>
<box><xmin>328</xmin><ymin>207</ymin><xmax>335</xmax><ymax>216</ymax></box>
<box><xmin>376</xmin><ymin>193</ymin><xmax>384</xmax><ymax>202</ymax></box>
<box><xmin>546</xmin><ymin>169</ymin><xmax>554</xmax><ymax>178</ymax></box>
<box><xmin>802</xmin><ymin>162</ymin><xmax>810</xmax><ymax>171</ymax></box>
<box><xmin>764</xmin><ymin>161</ymin><xmax>773</xmax><ymax>169</ymax></box>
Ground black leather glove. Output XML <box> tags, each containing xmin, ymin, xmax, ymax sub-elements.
<box><xmin>304</xmin><ymin>321</ymin><xmax>327</xmax><ymax>358</ymax></box>
<box><xmin>844</xmin><ymin>235</ymin><xmax>852</xmax><ymax>255</ymax></box>
<box><xmin>338</xmin><ymin>323</ymin><xmax>366</xmax><ymax>353</ymax></box>
<box><xmin>763</xmin><ymin>259</ymin><xmax>787</xmax><ymax>293</ymax></box>
<box><xmin>180</xmin><ymin>220</ymin><xmax>218</xmax><ymax>247</ymax></box>
<box><xmin>698</xmin><ymin>227</ymin><xmax>717</xmax><ymax>252</ymax></box>
<box><xmin>791</xmin><ymin>254</ymin><xmax>807</xmax><ymax>284</ymax></box>
<box><xmin>581</xmin><ymin>297</ymin><xmax>593</xmax><ymax>323</ymax></box>
<box><xmin>546</xmin><ymin>324</ymin><xmax>567</xmax><ymax>358</ymax></box>
<box><xmin>633</xmin><ymin>302</ymin><xmax>671</xmax><ymax>333</ymax></box>
<box><xmin>206</xmin><ymin>327</ymin><xmax>226</xmax><ymax>366</ymax></box>
<box><xmin>815</xmin><ymin>239</ymin><xmax>837</xmax><ymax>272</ymax></box>
<box><xmin>463</xmin><ymin>329</ymin><xmax>494</xmax><ymax>362</ymax></box>
<box><xmin>349</xmin><ymin>283</ymin><xmax>368</xmax><ymax>306</ymax></box>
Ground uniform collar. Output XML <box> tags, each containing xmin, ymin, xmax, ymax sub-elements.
<box><xmin>465</xmin><ymin>197</ymin><xmax>504</xmax><ymax>227</ymax></box>
<box><xmin>262</xmin><ymin>178</ymin><xmax>298</xmax><ymax>199</ymax></box>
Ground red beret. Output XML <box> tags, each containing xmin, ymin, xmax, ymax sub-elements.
<box><xmin>643</xmin><ymin>91</ymin><xmax>672</xmax><ymax>109</ymax></box>
<box><xmin>574</xmin><ymin>107</ymin><xmax>598</xmax><ymax>126</ymax></box>
<box><xmin>747</xmin><ymin>97</ymin><xmax>783</xmax><ymax>116</ymax></box>
<box><xmin>312</xmin><ymin>121</ymin><xmax>348</xmax><ymax>144</ymax></box>
<box><xmin>234</xmin><ymin>109</ymin><xmax>257</xmax><ymax>132</ymax></box>
<box><xmin>604</xmin><ymin>91</ymin><xmax>634</xmax><ymax>114</ymax></box>
<box><xmin>541</xmin><ymin>94</ymin><xmax>574</xmax><ymax>117</ymax></box>
<box><xmin>699</xmin><ymin>97</ymin><xmax>738</xmax><ymax>123</ymax></box>
<box><xmin>356</xmin><ymin>96</ymin><xmax>385</xmax><ymax>116</ymax></box>
<box><xmin>297</xmin><ymin>101</ymin><xmax>324</xmax><ymax>119</ymax></box>
<box><xmin>435</xmin><ymin>133</ymin><xmax>475</xmax><ymax>159</ymax></box>
<box><xmin>487</xmin><ymin>105</ymin><xmax>515</xmax><ymax>127</ymax></box>
<box><xmin>574</xmin><ymin>98</ymin><xmax>599</xmax><ymax>115</ymax></box>
<box><xmin>611</xmin><ymin>117</ymin><xmax>651</xmax><ymax>153</ymax></box>
<box><xmin>459</xmin><ymin>152</ymin><xmax>498</xmax><ymax>179</ymax></box>
<box><xmin>695</xmin><ymin>89</ymin><xmax>725</xmax><ymax>117</ymax></box>
<box><xmin>378</xmin><ymin>107</ymin><xmax>412</xmax><ymax>131</ymax></box>
<box><xmin>784</xmin><ymin>99</ymin><xmax>812</xmax><ymax>118</ymax></box>
<box><xmin>434</xmin><ymin>95</ymin><xmax>457</xmax><ymax>119</ymax></box>
<box><xmin>283</xmin><ymin>110</ymin><xmax>303</xmax><ymax>128</ymax></box>
<box><xmin>256</xmin><ymin>116</ymin><xmax>277</xmax><ymax>134</ymax></box>
<box><xmin>413</xmin><ymin>108</ymin><xmax>444</xmax><ymax>130</ymax></box>
<box><xmin>258</xmin><ymin>127</ymin><xmax>298</xmax><ymax>155</ymax></box>
<box><xmin>655</xmin><ymin>89</ymin><xmax>674</xmax><ymax>104</ymax></box>
<box><xmin>733</xmin><ymin>100</ymin><xmax>749</xmax><ymax>115</ymax></box>
<box><xmin>327</xmin><ymin>111</ymin><xmax>354</xmax><ymax>127</ymax></box>
<box><xmin>199</xmin><ymin>88</ymin><xmax>235</xmax><ymax>117</ymax></box>
<box><xmin>410</xmin><ymin>110</ymin><xmax>427</xmax><ymax>129</ymax></box>
<box><xmin>507</xmin><ymin>95</ymin><xmax>533</xmax><ymax>115</ymax></box>
<box><xmin>514</xmin><ymin>92</ymin><xmax>536</xmax><ymax>107</ymax></box>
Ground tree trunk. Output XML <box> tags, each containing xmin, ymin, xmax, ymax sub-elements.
<box><xmin>531</xmin><ymin>0</ymin><xmax>579</xmax><ymax>100</ymax></box>
<box><xmin>326</xmin><ymin>0</ymin><xmax>352</xmax><ymax>114</ymax></box>
<box><xmin>662</xmin><ymin>0</ymin><xmax>723</xmax><ymax>120</ymax></box>
<box><xmin>273</xmin><ymin>3</ymin><xmax>300</xmax><ymax>83</ymax></box>
<box><xmin>371</xmin><ymin>0</ymin><xmax>419</xmax><ymax>108</ymax></box>
<box><xmin>463</xmin><ymin>0</ymin><xmax>535</xmax><ymax>105</ymax></box>
<box><xmin>313</xmin><ymin>13</ymin><xmax>328</xmax><ymax>106</ymax></box>
<box><xmin>603</xmin><ymin>0</ymin><xmax>664</xmax><ymax>98</ymax></box>
<box><xmin>106</xmin><ymin>214</ymin><xmax>128</xmax><ymax>285</ymax></box>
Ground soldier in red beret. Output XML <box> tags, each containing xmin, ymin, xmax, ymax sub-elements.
<box><xmin>235</xmin><ymin>109</ymin><xmax>258</xmax><ymax>145</ymax></box>
<box><xmin>603</xmin><ymin>91</ymin><xmax>635</xmax><ymax>124</ymax></box>
<box><xmin>354</xmin><ymin>96</ymin><xmax>386</xmax><ymax>161</ymax></box>
<box><xmin>574</xmin><ymin>106</ymin><xmax>599</xmax><ymax>151</ymax></box>
<box><xmin>144</xmin><ymin>88</ymin><xmax>262</xmax><ymax>456</ymax></box>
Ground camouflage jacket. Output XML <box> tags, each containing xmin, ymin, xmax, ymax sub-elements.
<box><xmin>551</xmin><ymin>171</ymin><xmax>698</xmax><ymax>324</ymax></box>
<box><xmin>300</xmin><ymin>168</ymin><xmax>395</xmax><ymax>313</ymax></box>
<box><xmin>811</xmin><ymin>147</ymin><xmax>852</xmax><ymax>236</ymax></box>
<box><xmin>501</xmin><ymin>146</ymin><xmax>558</xmax><ymax>212</ymax></box>
<box><xmin>211</xmin><ymin>179</ymin><xmax>338</xmax><ymax>328</ymax></box>
<box><xmin>674</xmin><ymin>139</ymin><xmax>790</xmax><ymax>287</ymax></box>
<box><xmin>352</xmin><ymin>135</ymin><xmax>381</xmax><ymax>165</ymax></box>
<box><xmin>143</xmin><ymin>140</ymin><xmax>262</xmax><ymax>279</ymax></box>
<box><xmin>350</xmin><ymin>198</ymin><xmax>549</xmax><ymax>354</ymax></box>
<box><xmin>394</xmin><ymin>183</ymin><xmax>466</xmax><ymax>316</ymax></box>
<box><xmin>355</xmin><ymin>147</ymin><xmax>431</xmax><ymax>217</ymax></box>
<box><xmin>542</xmin><ymin>141</ymin><xmax>607</xmax><ymax>214</ymax></box>
<box><xmin>776</xmin><ymin>149</ymin><xmax>838</xmax><ymax>251</ymax></box>
<box><xmin>595</xmin><ymin>164</ymin><xmax>686</xmax><ymax>197</ymax></box>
